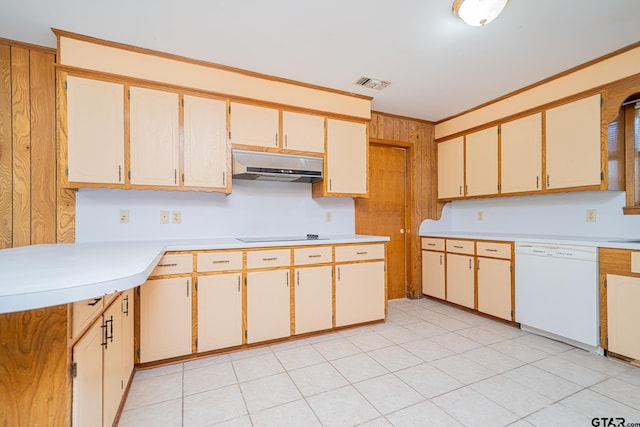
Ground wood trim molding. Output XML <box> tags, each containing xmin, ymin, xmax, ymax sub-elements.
<box><xmin>0</xmin><ymin>38</ymin><xmax>56</xmax><ymax>55</ymax></box>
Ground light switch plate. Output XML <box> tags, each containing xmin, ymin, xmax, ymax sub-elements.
<box><xmin>586</xmin><ymin>209</ymin><xmax>597</xmax><ymax>222</ymax></box>
<box><xmin>119</xmin><ymin>209</ymin><xmax>129</xmax><ymax>224</ymax></box>
<box><xmin>172</xmin><ymin>210</ymin><xmax>181</xmax><ymax>224</ymax></box>
<box><xmin>160</xmin><ymin>210</ymin><xmax>170</xmax><ymax>224</ymax></box>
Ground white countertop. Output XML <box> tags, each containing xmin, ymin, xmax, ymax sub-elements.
<box><xmin>418</xmin><ymin>231</ymin><xmax>640</xmax><ymax>250</ymax></box>
<box><xmin>0</xmin><ymin>235</ymin><xmax>389</xmax><ymax>314</ymax></box>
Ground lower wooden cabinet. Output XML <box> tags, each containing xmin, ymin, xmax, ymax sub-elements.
<box><xmin>197</xmin><ymin>273</ymin><xmax>243</xmax><ymax>352</ymax></box>
<box><xmin>246</xmin><ymin>269</ymin><xmax>291</xmax><ymax>343</ymax></box>
<box><xmin>446</xmin><ymin>253</ymin><xmax>475</xmax><ymax>309</ymax></box>
<box><xmin>335</xmin><ymin>261</ymin><xmax>385</xmax><ymax>327</ymax></box>
<box><xmin>294</xmin><ymin>266</ymin><xmax>333</xmax><ymax>334</ymax></box>
<box><xmin>139</xmin><ymin>277</ymin><xmax>192</xmax><ymax>363</ymax></box>
<box><xmin>422</xmin><ymin>250</ymin><xmax>445</xmax><ymax>300</ymax></box>
<box><xmin>606</xmin><ymin>274</ymin><xmax>640</xmax><ymax>360</ymax></box>
<box><xmin>72</xmin><ymin>292</ymin><xmax>134</xmax><ymax>427</ymax></box>
<box><xmin>477</xmin><ymin>257</ymin><xmax>512</xmax><ymax>320</ymax></box>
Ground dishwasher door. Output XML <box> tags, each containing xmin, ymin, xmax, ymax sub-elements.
<box><xmin>515</xmin><ymin>243</ymin><xmax>599</xmax><ymax>349</ymax></box>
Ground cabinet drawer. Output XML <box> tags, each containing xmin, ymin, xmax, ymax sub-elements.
<box><xmin>446</xmin><ymin>239</ymin><xmax>474</xmax><ymax>255</ymax></box>
<box><xmin>632</xmin><ymin>252</ymin><xmax>640</xmax><ymax>274</ymax></box>
<box><xmin>197</xmin><ymin>251</ymin><xmax>243</xmax><ymax>272</ymax></box>
<box><xmin>476</xmin><ymin>241</ymin><xmax>512</xmax><ymax>259</ymax></box>
<box><xmin>335</xmin><ymin>244</ymin><xmax>385</xmax><ymax>262</ymax></box>
<box><xmin>150</xmin><ymin>253</ymin><xmax>193</xmax><ymax>276</ymax></box>
<box><xmin>72</xmin><ymin>296</ymin><xmax>104</xmax><ymax>337</ymax></box>
<box><xmin>294</xmin><ymin>246</ymin><xmax>332</xmax><ymax>265</ymax></box>
<box><xmin>246</xmin><ymin>249</ymin><xmax>291</xmax><ymax>269</ymax></box>
<box><xmin>422</xmin><ymin>237</ymin><xmax>445</xmax><ymax>251</ymax></box>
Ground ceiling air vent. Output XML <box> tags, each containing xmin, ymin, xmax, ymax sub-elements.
<box><xmin>354</xmin><ymin>76</ymin><xmax>391</xmax><ymax>91</ymax></box>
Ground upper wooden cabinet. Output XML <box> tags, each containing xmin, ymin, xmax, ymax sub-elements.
<box><xmin>465</xmin><ymin>126</ymin><xmax>498</xmax><ymax>197</ymax></box>
<box><xmin>129</xmin><ymin>87</ymin><xmax>180</xmax><ymax>186</ymax></box>
<box><xmin>500</xmin><ymin>113</ymin><xmax>542</xmax><ymax>194</ymax></box>
<box><xmin>314</xmin><ymin>119</ymin><xmax>368</xmax><ymax>197</ymax></box>
<box><xmin>545</xmin><ymin>94</ymin><xmax>602</xmax><ymax>190</ymax></box>
<box><xmin>229</xmin><ymin>102</ymin><xmax>279</xmax><ymax>148</ymax></box>
<box><xmin>183</xmin><ymin>95</ymin><xmax>229</xmax><ymax>189</ymax></box>
<box><xmin>65</xmin><ymin>75</ymin><xmax>125</xmax><ymax>184</ymax></box>
<box><xmin>437</xmin><ymin>137</ymin><xmax>464</xmax><ymax>200</ymax></box>
<box><xmin>282</xmin><ymin>111</ymin><xmax>325</xmax><ymax>153</ymax></box>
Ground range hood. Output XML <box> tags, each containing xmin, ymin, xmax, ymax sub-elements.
<box><xmin>232</xmin><ymin>149</ymin><xmax>323</xmax><ymax>183</ymax></box>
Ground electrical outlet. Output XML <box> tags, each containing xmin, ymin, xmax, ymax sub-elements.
<box><xmin>325</xmin><ymin>211</ymin><xmax>332</xmax><ymax>222</ymax></box>
<box><xmin>160</xmin><ymin>210</ymin><xmax>170</xmax><ymax>224</ymax></box>
<box><xmin>586</xmin><ymin>209</ymin><xmax>597</xmax><ymax>223</ymax></box>
<box><xmin>119</xmin><ymin>209</ymin><xmax>129</xmax><ymax>224</ymax></box>
<box><xmin>477</xmin><ymin>211</ymin><xmax>484</xmax><ymax>221</ymax></box>
<box><xmin>172</xmin><ymin>210</ymin><xmax>181</xmax><ymax>224</ymax></box>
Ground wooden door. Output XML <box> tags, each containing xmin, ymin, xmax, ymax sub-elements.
<box><xmin>477</xmin><ymin>257</ymin><xmax>512</xmax><ymax>320</ymax></box>
<box><xmin>282</xmin><ymin>111</ymin><xmax>325</xmax><ymax>153</ymax></box>
<box><xmin>465</xmin><ymin>126</ymin><xmax>498</xmax><ymax>196</ymax></box>
<box><xmin>355</xmin><ymin>144</ymin><xmax>407</xmax><ymax>299</ymax></box>
<box><xmin>129</xmin><ymin>86</ymin><xmax>179</xmax><ymax>186</ymax></box>
<box><xmin>607</xmin><ymin>274</ymin><xmax>640</xmax><ymax>360</ymax></box>
<box><xmin>246</xmin><ymin>269</ymin><xmax>291</xmax><ymax>343</ymax></box>
<box><xmin>229</xmin><ymin>102</ymin><xmax>279</xmax><ymax>148</ymax></box>
<box><xmin>102</xmin><ymin>299</ymin><xmax>122</xmax><ymax>427</ymax></box>
<box><xmin>446</xmin><ymin>254</ymin><xmax>475</xmax><ymax>309</ymax></box>
<box><xmin>335</xmin><ymin>262</ymin><xmax>385</xmax><ymax>326</ymax></box>
<box><xmin>437</xmin><ymin>137</ymin><xmax>464</xmax><ymax>199</ymax></box>
<box><xmin>546</xmin><ymin>94</ymin><xmax>602</xmax><ymax>189</ymax></box>
<box><xmin>139</xmin><ymin>277</ymin><xmax>192</xmax><ymax>363</ymax></box>
<box><xmin>66</xmin><ymin>76</ymin><xmax>125</xmax><ymax>184</ymax></box>
<box><xmin>183</xmin><ymin>95</ymin><xmax>228</xmax><ymax>188</ymax></box>
<box><xmin>422</xmin><ymin>250</ymin><xmax>445</xmax><ymax>300</ymax></box>
<box><xmin>72</xmin><ymin>318</ymin><xmax>103</xmax><ymax>427</ymax></box>
<box><xmin>294</xmin><ymin>266</ymin><xmax>333</xmax><ymax>334</ymax></box>
<box><xmin>501</xmin><ymin>113</ymin><xmax>542</xmax><ymax>194</ymax></box>
<box><xmin>326</xmin><ymin>119</ymin><xmax>367</xmax><ymax>195</ymax></box>
<box><xmin>197</xmin><ymin>273</ymin><xmax>243</xmax><ymax>352</ymax></box>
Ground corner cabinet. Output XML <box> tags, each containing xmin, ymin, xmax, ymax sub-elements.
<box><xmin>313</xmin><ymin>119</ymin><xmax>368</xmax><ymax>197</ymax></box>
<box><xmin>64</xmin><ymin>75</ymin><xmax>125</xmax><ymax>184</ymax></box>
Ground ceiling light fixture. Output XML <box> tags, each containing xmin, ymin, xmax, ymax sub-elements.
<box><xmin>452</xmin><ymin>0</ymin><xmax>509</xmax><ymax>26</ymax></box>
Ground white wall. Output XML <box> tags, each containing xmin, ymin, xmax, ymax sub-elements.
<box><xmin>76</xmin><ymin>180</ymin><xmax>355</xmax><ymax>242</ymax></box>
<box><xmin>420</xmin><ymin>191</ymin><xmax>640</xmax><ymax>239</ymax></box>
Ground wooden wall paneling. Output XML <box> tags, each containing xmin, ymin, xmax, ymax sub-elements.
<box><xmin>11</xmin><ymin>46</ymin><xmax>31</xmax><ymax>247</ymax></box>
<box><xmin>55</xmin><ymin>72</ymin><xmax>76</xmax><ymax>245</ymax></box>
<box><xmin>29</xmin><ymin>50</ymin><xmax>56</xmax><ymax>245</ymax></box>
<box><xmin>0</xmin><ymin>305</ymin><xmax>69</xmax><ymax>427</ymax></box>
<box><xmin>0</xmin><ymin>45</ymin><xmax>12</xmax><ymax>249</ymax></box>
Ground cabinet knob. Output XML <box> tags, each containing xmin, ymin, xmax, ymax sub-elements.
<box><xmin>400</xmin><ymin>229</ymin><xmax>405</xmax><ymax>234</ymax></box>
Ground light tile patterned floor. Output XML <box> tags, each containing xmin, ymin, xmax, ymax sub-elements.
<box><xmin>118</xmin><ymin>298</ymin><xmax>640</xmax><ymax>427</ymax></box>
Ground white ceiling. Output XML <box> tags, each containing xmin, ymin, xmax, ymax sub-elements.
<box><xmin>1</xmin><ymin>0</ymin><xmax>639</xmax><ymax>122</ymax></box>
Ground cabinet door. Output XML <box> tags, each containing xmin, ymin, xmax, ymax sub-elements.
<box><xmin>246</xmin><ymin>269</ymin><xmax>291</xmax><ymax>343</ymax></box>
<box><xmin>437</xmin><ymin>137</ymin><xmax>464</xmax><ymax>199</ymax></box>
<box><xmin>129</xmin><ymin>87</ymin><xmax>179</xmax><ymax>186</ymax></box>
<box><xmin>326</xmin><ymin>119</ymin><xmax>367</xmax><ymax>195</ymax></box>
<box><xmin>545</xmin><ymin>94</ymin><xmax>602</xmax><ymax>189</ymax></box>
<box><xmin>139</xmin><ymin>277</ymin><xmax>192</xmax><ymax>363</ymax></box>
<box><xmin>501</xmin><ymin>113</ymin><xmax>542</xmax><ymax>194</ymax></box>
<box><xmin>229</xmin><ymin>102</ymin><xmax>279</xmax><ymax>148</ymax></box>
<box><xmin>465</xmin><ymin>126</ymin><xmax>498</xmax><ymax>196</ymax></box>
<box><xmin>120</xmin><ymin>289</ymin><xmax>134</xmax><ymax>389</ymax></box>
<box><xmin>282</xmin><ymin>111</ymin><xmax>325</xmax><ymax>153</ymax></box>
<box><xmin>477</xmin><ymin>257</ymin><xmax>512</xmax><ymax>320</ymax></box>
<box><xmin>72</xmin><ymin>318</ymin><xmax>103</xmax><ymax>427</ymax></box>
<box><xmin>198</xmin><ymin>273</ymin><xmax>243</xmax><ymax>352</ymax></box>
<box><xmin>294</xmin><ymin>266</ymin><xmax>333</xmax><ymax>334</ymax></box>
<box><xmin>422</xmin><ymin>250</ymin><xmax>445</xmax><ymax>300</ymax></box>
<box><xmin>335</xmin><ymin>261</ymin><xmax>385</xmax><ymax>327</ymax></box>
<box><xmin>183</xmin><ymin>95</ymin><xmax>228</xmax><ymax>188</ymax></box>
<box><xmin>102</xmin><ymin>300</ymin><xmax>122</xmax><ymax>427</ymax></box>
<box><xmin>66</xmin><ymin>76</ymin><xmax>124</xmax><ymax>184</ymax></box>
<box><xmin>446</xmin><ymin>254</ymin><xmax>475</xmax><ymax>309</ymax></box>
<box><xmin>607</xmin><ymin>274</ymin><xmax>640</xmax><ymax>360</ymax></box>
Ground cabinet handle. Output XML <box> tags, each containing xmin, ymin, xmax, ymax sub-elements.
<box><xmin>88</xmin><ymin>297</ymin><xmax>102</xmax><ymax>306</ymax></box>
<box><xmin>536</xmin><ymin>176</ymin><xmax>539</xmax><ymax>189</ymax></box>
<box><xmin>223</xmin><ymin>171</ymin><xmax>226</xmax><ymax>187</ymax></box>
<box><xmin>123</xmin><ymin>295</ymin><xmax>129</xmax><ymax>316</ymax></box>
<box><xmin>439</xmin><ymin>254</ymin><xmax>443</xmax><ymax>265</ymax></box>
<box><xmin>297</xmin><ymin>271</ymin><xmax>300</xmax><ymax>286</ymax></box>
<box><xmin>262</xmin><ymin>257</ymin><xmax>278</xmax><ymax>261</ymax></box>
<box><xmin>237</xmin><ymin>276</ymin><xmax>240</xmax><ymax>292</ymax></box>
<box><xmin>118</xmin><ymin>165</ymin><xmax>122</xmax><ymax>183</ymax></box>
<box><xmin>158</xmin><ymin>263</ymin><xmax>178</xmax><ymax>267</ymax></box>
<box><xmin>453</xmin><ymin>245</ymin><xmax>463</xmax><ymax>249</ymax></box>
<box><xmin>186</xmin><ymin>279</ymin><xmax>190</xmax><ymax>297</ymax></box>
<box><xmin>356</xmin><ymin>251</ymin><xmax>368</xmax><ymax>255</ymax></box>
<box><xmin>465</xmin><ymin>185</ymin><xmax>468</xmax><ymax>195</ymax></box>
<box><xmin>285</xmin><ymin>134</ymin><xmax>288</xmax><ymax>148</ymax></box>
<box><xmin>477</xmin><ymin>259</ymin><xmax>480</xmax><ymax>270</ymax></box>
<box><xmin>286</xmin><ymin>271</ymin><xmax>289</xmax><ymax>287</ymax></box>
<box><xmin>459</xmin><ymin>186</ymin><xmax>462</xmax><ymax>196</ymax></box>
<box><xmin>337</xmin><ymin>267</ymin><xmax>341</xmax><ymax>281</ymax></box>
<box><xmin>308</xmin><ymin>254</ymin><xmax>322</xmax><ymax>258</ymax></box>
<box><xmin>469</xmin><ymin>259</ymin><xmax>472</xmax><ymax>270</ymax></box>
<box><xmin>485</xmin><ymin>249</ymin><xmax>498</xmax><ymax>252</ymax></box>
<box><xmin>275</xmin><ymin>132</ymin><xmax>278</xmax><ymax>147</ymax></box>
<box><xmin>547</xmin><ymin>174</ymin><xmax>550</xmax><ymax>187</ymax></box>
<box><xmin>101</xmin><ymin>315</ymin><xmax>113</xmax><ymax>349</ymax></box>
<box><xmin>427</xmin><ymin>243</ymin><xmax>436</xmax><ymax>246</ymax></box>
<box><xmin>329</xmin><ymin>179</ymin><xmax>332</xmax><ymax>191</ymax></box>
<box><xmin>211</xmin><ymin>260</ymin><xmax>230</xmax><ymax>264</ymax></box>
<box><xmin>174</xmin><ymin>169</ymin><xmax>178</xmax><ymax>185</ymax></box>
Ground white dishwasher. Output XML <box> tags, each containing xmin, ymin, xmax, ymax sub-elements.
<box><xmin>515</xmin><ymin>243</ymin><xmax>600</xmax><ymax>352</ymax></box>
